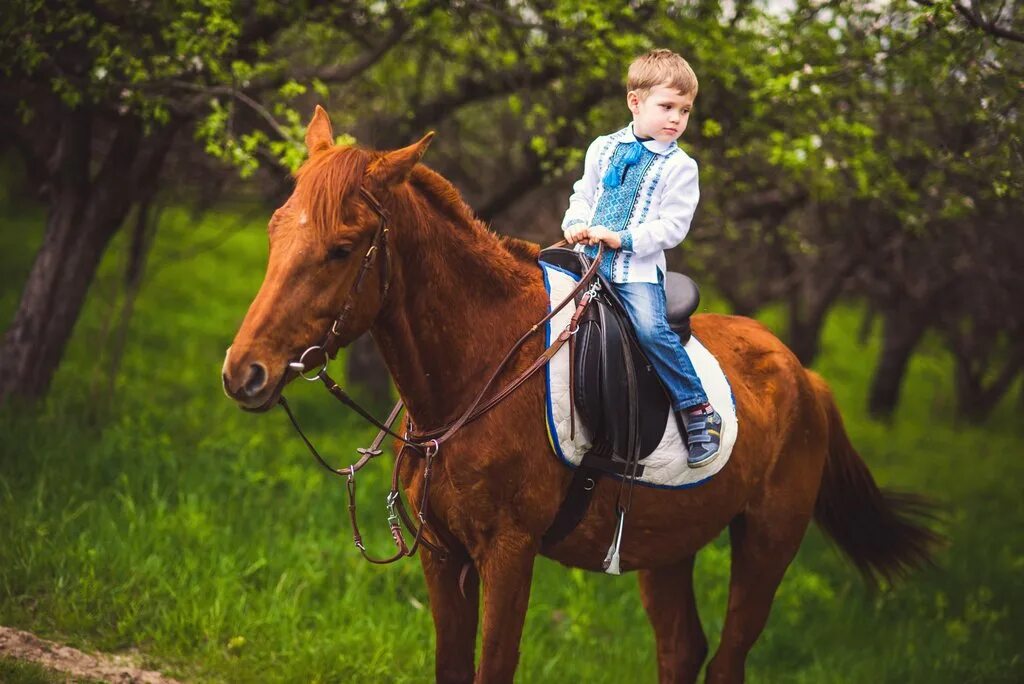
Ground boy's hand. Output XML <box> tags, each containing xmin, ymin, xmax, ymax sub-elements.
<box><xmin>563</xmin><ymin>224</ymin><xmax>590</xmax><ymax>245</ymax></box>
<box><xmin>585</xmin><ymin>226</ymin><xmax>622</xmax><ymax>249</ymax></box>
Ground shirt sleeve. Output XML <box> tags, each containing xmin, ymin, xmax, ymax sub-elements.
<box><xmin>620</xmin><ymin>155</ymin><xmax>699</xmax><ymax>258</ymax></box>
<box><xmin>561</xmin><ymin>137</ymin><xmax>604</xmax><ymax>231</ymax></box>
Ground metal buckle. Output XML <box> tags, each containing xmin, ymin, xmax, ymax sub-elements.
<box><xmin>386</xmin><ymin>491</ymin><xmax>401</xmax><ymax>526</ymax></box>
<box><xmin>288</xmin><ymin>345</ymin><xmax>328</xmax><ymax>381</ymax></box>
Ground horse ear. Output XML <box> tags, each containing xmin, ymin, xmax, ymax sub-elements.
<box><xmin>368</xmin><ymin>132</ymin><xmax>435</xmax><ymax>186</ymax></box>
<box><xmin>305</xmin><ymin>105</ymin><xmax>334</xmax><ymax>155</ymax></box>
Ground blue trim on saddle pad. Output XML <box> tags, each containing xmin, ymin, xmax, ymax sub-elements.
<box><xmin>541</xmin><ymin>263</ymin><xmax>572</xmax><ymax>469</ymax></box>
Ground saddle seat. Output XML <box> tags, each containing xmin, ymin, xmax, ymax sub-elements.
<box><xmin>539</xmin><ymin>247</ymin><xmax>700</xmax><ymax>477</ymax></box>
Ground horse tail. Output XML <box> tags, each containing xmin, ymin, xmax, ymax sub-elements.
<box><xmin>808</xmin><ymin>371</ymin><xmax>943</xmax><ymax>588</ymax></box>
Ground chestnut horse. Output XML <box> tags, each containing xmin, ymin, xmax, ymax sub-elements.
<box><xmin>222</xmin><ymin>107</ymin><xmax>938</xmax><ymax>683</ymax></box>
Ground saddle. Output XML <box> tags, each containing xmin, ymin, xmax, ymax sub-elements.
<box><xmin>538</xmin><ymin>247</ymin><xmax>700</xmax><ymax>480</ymax></box>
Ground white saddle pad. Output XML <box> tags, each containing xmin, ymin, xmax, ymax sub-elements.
<box><xmin>541</xmin><ymin>263</ymin><xmax>738</xmax><ymax>488</ymax></box>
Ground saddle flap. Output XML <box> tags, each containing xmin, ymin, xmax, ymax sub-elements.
<box><xmin>574</xmin><ymin>291</ymin><xmax>670</xmax><ymax>463</ymax></box>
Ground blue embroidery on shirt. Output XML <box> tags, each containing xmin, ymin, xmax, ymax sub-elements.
<box><xmin>622</xmin><ymin>154</ymin><xmax>667</xmax><ymax>280</ymax></box>
<box><xmin>586</xmin><ymin>142</ymin><xmax>657</xmax><ymax>280</ymax></box>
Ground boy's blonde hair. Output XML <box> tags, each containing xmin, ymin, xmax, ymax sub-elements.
<box><xmin>627</xmin><ymin>49</ymin><xmax>698</xmax><ymax>98</ymax></box>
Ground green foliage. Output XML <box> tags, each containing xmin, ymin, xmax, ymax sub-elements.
<box><xmin>1</xmin><ymin>193</ymin><xmax>1022</xmax><ymax>681</ymax></box>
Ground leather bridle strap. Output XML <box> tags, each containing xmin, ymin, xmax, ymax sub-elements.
<box><xmin>287</xmin><ymin>187</ymin><xmax>392</xmax><ymax>380</ymax></box>
<box><xmin>409</xmin><ymin>245</ymin><xmax>603</xmax><ymax>443</ymax></box>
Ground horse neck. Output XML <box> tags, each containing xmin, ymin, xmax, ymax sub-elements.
<box><xmin>369</xmin><ymin>180</ymin><xmax>545</xmax><ymax>429</ymax></box>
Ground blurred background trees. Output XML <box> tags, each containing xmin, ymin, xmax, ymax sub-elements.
<box><xmin>1</xmin><ymin>0</ymin><xmax>1021</xmax><ymax>419</ymax></box>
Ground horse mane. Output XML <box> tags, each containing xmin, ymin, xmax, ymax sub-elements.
<box><xmin>403</xmin><ymin>164</ymin><xmax>540</xmax><ymax>270</ymax></box>
<box><xmin>293</xmin><ymin>145</ymin><xmax>375</xmax><ymax>237</ymax></box>
<box><xmin>292</xmin><ymin>145</ymin><xmax>540</xmax><ymax>285</ymax></box>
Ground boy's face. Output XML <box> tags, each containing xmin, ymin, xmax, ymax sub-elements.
<box><xmin>628</xmin><ymin>83</ymin><xmax>695</xmax><ymax>143</ymax></box>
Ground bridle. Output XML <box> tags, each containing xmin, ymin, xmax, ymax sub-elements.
<box><xmin>287</xmin><ymin>187</ymin><xmax>393</xmax><ymax>383</ymax></box>
<box><xmin>276</xmin><ymin>183</ymin><xmax>604</xmax><ymax>565</ymax></box>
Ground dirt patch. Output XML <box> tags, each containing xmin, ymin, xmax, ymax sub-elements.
<box><xmin>0</xmin><ymin>626</ymin><xmax>181</xmax><ymax>683</ymax></box>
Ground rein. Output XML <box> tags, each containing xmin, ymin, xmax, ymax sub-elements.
<box><xmin>279</xmin><ymin>185</ymin><xmax>604</xmax><ymax>564</ymax></box>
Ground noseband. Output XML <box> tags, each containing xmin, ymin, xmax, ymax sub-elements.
<box><xmin>276</xmin><ymin>183</ymin><xmax>605</xmax><ymax>565</ymax></box>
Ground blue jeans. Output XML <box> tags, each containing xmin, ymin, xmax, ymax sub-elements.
<box><xmin>612</xmin><ymin>272</ymin><xmax>708</xmax><ymax>411</ymax></box>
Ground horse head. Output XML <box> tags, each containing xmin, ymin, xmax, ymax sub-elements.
<box><xmin>222</xmin><ymin>105</ymin><xmax>432</xmax><ymax>411</ymax></box>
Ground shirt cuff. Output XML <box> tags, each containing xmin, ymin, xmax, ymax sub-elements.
<box><xmin>563</xmin><ymin>218</ymin><xmax>587</xmax><ymax>230</ymax></box>
<box><xmin>619</xmin><ymin>229</ymin><xmax>634</xmax><ymax>252</ymax></box>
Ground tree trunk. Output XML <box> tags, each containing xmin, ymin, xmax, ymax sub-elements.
<box><xmin>786</xmin><ymin>276</ymin><xmax>846</xmax><ymax>367</ymax></box>
<box><xmin>787</xmin><ymin>297</ymin><xmax>831</xmax><ymax>367</ymax></box>
<box><xmin>857</xmin><ymin>305</ymin><xmax>876</xmax><ymax>346</ymax></box>
<box><xmin>0</xmin><ymin>114</ymin><xmax>177</xmax><ymax>404</ymax></box>
<box><xmin>952</xmin><ymin>342</ymin><xmax>1024</xmax><ymax>421</ymax></box>
<box><xmin>0</xmin><ymin>193</ymin><xmax>117</xmax><ymax>401</ymax></box>
<box><xmin>868</xmin><ymin>309</ymin><xmax>928</xmax><ymax>420</ymax></box>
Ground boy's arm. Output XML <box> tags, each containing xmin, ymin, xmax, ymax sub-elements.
<box><xmin>620</xmin><ymin>155</ymin><xmax>699</xmax><ymax>258</ymax></box>
<box><xmin>561</xmin><ymin>137</ymin><xmax>604</xmax><ymax>231</ymax></box>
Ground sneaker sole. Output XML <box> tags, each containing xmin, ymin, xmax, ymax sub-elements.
<box><xmin>687</xmin><ymin>450</ymin><xmax>721</xmax><ymax>469</ymax></box>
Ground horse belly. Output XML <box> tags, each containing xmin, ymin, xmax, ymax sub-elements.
<box><xmin>541</xmin><ymin>481</ymin><xmax>743</xmax><ymax>571</ymax></box>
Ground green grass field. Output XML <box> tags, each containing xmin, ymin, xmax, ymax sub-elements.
<box><xmin>1</xmin><ymin>197</ymin><xmax>1022</xmax><ymax>683</ymax></box>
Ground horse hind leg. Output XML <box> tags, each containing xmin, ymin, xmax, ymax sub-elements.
<box><xmin>638</xmin><ymin>556</ymin><xmax>708</xmax><ymax>684</ymax></box>
<box><xmin>705</xmin><ymin>403</ymin><xmax>826</xmax><ymax>682</ymax></box>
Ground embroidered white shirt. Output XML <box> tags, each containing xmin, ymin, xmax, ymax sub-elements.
<box><xmin>560</xmin><ymin>123</ymin><xmax>700</xmax><ymax>284</ymax></box>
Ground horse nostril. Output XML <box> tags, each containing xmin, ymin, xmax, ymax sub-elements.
<box><xmin>243</xmin><ymin>363</ymin><xmax>268</xmax><ymax>397</ymax></box>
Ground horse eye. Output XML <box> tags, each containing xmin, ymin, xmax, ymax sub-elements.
<box><xmin>327</xmin><ymin>244</ymin><xmax>352</xmax><ymax>261</ymax></box>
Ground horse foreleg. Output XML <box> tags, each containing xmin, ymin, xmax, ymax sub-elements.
<box><xmin>420</xmin><ymin>545</ymin><xmax>480</xmax><ymax>684</ymax></box>
<box><xmin>639</xmin><ymin>556</ymin><xmax>708</xmax><ymax>684</ymax></box>
<box><xmin>474</xmin><ymin>531</ymin><xmax>538</xmax><ymax>684</ymax></box>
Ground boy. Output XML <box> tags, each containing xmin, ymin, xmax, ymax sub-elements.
<box><xmin>561</xmin><ymin>49</ymin><xmax>721</xmax><ymax>468</ymax></box>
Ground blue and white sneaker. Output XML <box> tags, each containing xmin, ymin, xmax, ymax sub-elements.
<box><xmin>678</xmin><ymin>405</ymin><xmax>723</xmax><ymax>468</ymax></box>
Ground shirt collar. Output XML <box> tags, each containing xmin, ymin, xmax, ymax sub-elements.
<box><xmin>610</xmin><ymin>124</ymin><xmax>677</xmax><ymax>156</ymax></box>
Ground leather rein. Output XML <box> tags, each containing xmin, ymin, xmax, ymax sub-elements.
<box><xmin>278</xmin><ymin>185</ymin><xmax>604</xmax><ymax>564</ymax></box>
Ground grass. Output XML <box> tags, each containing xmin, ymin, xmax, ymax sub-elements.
<box><xmin>1</xmin><ymin>193</ymin><xmax>1022</xmax><ymax>683</ymax></box>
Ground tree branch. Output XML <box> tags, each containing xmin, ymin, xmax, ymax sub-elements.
<box><xmin>913</xmin><ymin>0</ymin><xmax>1024</xmax><ymax>42</ymax></box>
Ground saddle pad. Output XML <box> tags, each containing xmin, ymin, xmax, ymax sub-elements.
<box><xmin>541</xmin><ymin>263</ymin><xmax>738</xmax><ymax>488</ymax></box>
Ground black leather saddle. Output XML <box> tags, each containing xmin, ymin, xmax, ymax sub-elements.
<box><xmin>538</xmin><ymin>247</ymin><xmax>700</xmax><ymax>478</ymax></box>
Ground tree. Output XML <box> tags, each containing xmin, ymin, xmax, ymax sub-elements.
<box><xmin>0</xmin><ymin>0</ymin><xmax>658</xmax><ymax>403</ymax></box>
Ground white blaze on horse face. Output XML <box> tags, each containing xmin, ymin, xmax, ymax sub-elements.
<box><xmin>221</xmin><ymin>347</ymin><xmax>233</xmax><ymax>397</ymax></box>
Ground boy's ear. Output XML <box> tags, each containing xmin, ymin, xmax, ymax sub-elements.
<box><xmin>368</xmin><ymin>132</ymin><xmax>435</xmax><ymax>187</ymax></box>
<box><xmin>626</xmin><ymin>90</ymin><xmax>641</xmax><ymax>115</ymax></box>
<box><xmin>305</xmin><ymin>105</ymin><xmax>334</xmax><ymax>155</ymax></box>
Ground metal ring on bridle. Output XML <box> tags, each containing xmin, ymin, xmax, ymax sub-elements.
<box><xmin>292</xmin><ymin>345</ymin><xmax>328</xmax><ymax>381</ymax></box>
<box><xmin>424</xmin><ymin>439</ymin><xmax>440</xmax><ymax>458</ymax></box>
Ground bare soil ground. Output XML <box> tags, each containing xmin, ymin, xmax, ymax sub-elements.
<box><xmin>0</xmin><ymin>626</ymin><xmax>181</xmax><ymax>683</ymax></box>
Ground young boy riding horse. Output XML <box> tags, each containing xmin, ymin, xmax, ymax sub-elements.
<box><xmin>562</xmin><ymin>49</ymin><xmax>721</xmax><ymax>468</ymax></box>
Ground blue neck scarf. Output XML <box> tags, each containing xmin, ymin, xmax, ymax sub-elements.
<box><xmin>602</xmin><ymin>141</ymin><xmax>644</xmax><ymax>189</ymax></box>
